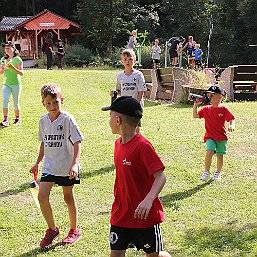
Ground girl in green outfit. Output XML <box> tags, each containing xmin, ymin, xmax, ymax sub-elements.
<box><xmin>0</xmin><ymin>41</ymin><xmax>24</xmax><ymax>127</ymax></box>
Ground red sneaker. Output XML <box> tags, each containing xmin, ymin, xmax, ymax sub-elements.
<box><xmin>40</xmin><ymin>227</ymin><xmax>60</xmax><ymax>248</ymax></box>
<box><xmin>62</xmin><ymin>229</ymin><xmax>81</xmax><ymax>245</ymax></box>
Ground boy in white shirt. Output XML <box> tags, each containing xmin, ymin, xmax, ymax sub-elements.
<box><xmin>30</xmin><ymin>83</ymin><xmax>83</xmax><ymax>248</ymax></box>
<box><xmin>111</xmin><ymin>49</ymin><xmax>147</xmax><ymax>133</ymax></box>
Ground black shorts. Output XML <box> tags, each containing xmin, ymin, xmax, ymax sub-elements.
<box><xmin>169</xmin><ymin>49</ymin><xmax>178</xmax><ymax>58</ymax></box>
<box><xmin>110</xmin><ymin>224</ymin><xmax>164</xmax><ymax>254</ymax></box>
<box><xmin>152</xmin><ymin>59</ymin><xmax>160</xmax><ymax>64</ymax></box>
<box><xmin>40</xmin><ymin>173</ymin><xmax>80</xmax><ymax>186</ymax></box>
<box><xmin>15</xmin><ymin>44</ymin><xmax>21</xmax><ymax>52</ymax></box>
<box><xmin>195</xmin><ymin>60</ymin><xmax>202</xmax><ymax>66</ymax></box>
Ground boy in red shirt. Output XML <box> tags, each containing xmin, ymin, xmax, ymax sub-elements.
<box><xmin>193</xmin><ymin>85</ymin><xmax>235</xmax><ymax>181</ymax></box>
<box><xmin>102</xmin><ymin>96</ymin><xmax>171</xmax><ymax>257</ymax></box>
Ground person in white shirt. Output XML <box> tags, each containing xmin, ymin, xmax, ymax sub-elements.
<box><xmin>111</xmin><ymin>49</ymin><xmax>147</xmax><ymax>133</ymax></box>
<box><xmin>30</xmin><ymin>83</ymin><xmax>83</xmax><ymax>248</ymax></box>
<box><xmin>151</xmin><ymin>39</ymin><xmax>161</xmax><ymax>69</ymax></box>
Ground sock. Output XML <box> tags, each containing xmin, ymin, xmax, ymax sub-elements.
<box><xmin>4</xmin><ymin>116</ymin><xmax>8</xmax><ymax>121</ymax></box>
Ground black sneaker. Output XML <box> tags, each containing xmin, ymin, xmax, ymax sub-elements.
<box><xmin>14</xmin><ymin>119</ymin><xmax>21</xmax><ymax>125</ymax></box>
<box><xmin>0</xmin><ymin>120</ymin><xmax>9</xmax><ymax>127</ymax></box>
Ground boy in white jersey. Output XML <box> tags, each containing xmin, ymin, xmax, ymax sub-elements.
<box><xmin>30</xmin><ymin>83</ymin><xmax>83</xmax><ymax>248</ymax></box>
<box><xmin>111</xmin><ymin>49</ymin><xmax>147</xmax><ymax>133</ymax></box>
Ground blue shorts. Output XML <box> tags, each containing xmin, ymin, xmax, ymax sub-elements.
<box><xmin>206</xmin><ymin>139</ymin><xmax>228</xmax><ymax>155</ymax></box>
<box><xmin>110</xmin><ymin>224</ymin><xmax>164</xmax><ymax>254</ymax></box>
<box><xmin>40</xmin><ymin>173</ymin><xmax>80</xmax><ymax>186</ymax></box>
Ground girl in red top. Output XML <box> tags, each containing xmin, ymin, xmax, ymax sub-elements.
<box><xmin>193</xmin><ymin>85</ymin><xmax>235</xmax><ymax>181</ymax></box>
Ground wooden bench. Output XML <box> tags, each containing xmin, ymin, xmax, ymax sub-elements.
<box><xmin>140</xmin><ymin>67</ymin><xmax>191</xmax><ymax>102</ymax></box>
<box><xmin>233</xmin><ymin>65</ymin><xmax>257</xmax><ymax>100</ymax></box>
<box><xmin>139</xmin><ymin>69</ymin><xmax>158</xmax><ymax>100</ymax></box>
<box><xmin>220</xmin><ymin>65</ymin><xmax>257</xmax><ymax>101</ymax></box>
<box><xmin>156</xmin><ymin>68</ymin><xmax>175</xmax><ymax>100</ymax></box>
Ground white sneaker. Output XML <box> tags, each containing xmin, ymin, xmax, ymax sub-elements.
<box><xmin>212</xmin><ymin>171</ymin><xmax>221</xmax><ymax>181</ymax></box>
<box><xmin>200</xmin><ymin>171</ymin><xmax>210</xmax><ymax>181</ymax></box>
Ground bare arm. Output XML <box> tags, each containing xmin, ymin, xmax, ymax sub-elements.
<box><xmin>29</xmin><ymin>142</ymin><xmax>44</xmax><ymax>175</ymax></box>
<box><xmin>228</xmin><ymin>119</ymin><xmax>235</xmax><ymax>132</ymax></box>
<box><xmin>137</xmin><ymin>91</ymin><xmax>144</xmax><ymax>103</ymax></box>
<box><xmin>134</xmin><ymin>170</ymin><xmax>166</xmax><ymax>220</ymax></box>
<box><xmin>6</xmin><ymin>62</ymin><xmax>24</xmax><ymax>76</ymax></box>
<box><xmin>193</xmin><ymin>101</ymin><xmax>202</xmax><ymax>118</ymax></box>
<box><xmin>69</xmin><ymin>141</ymin><xmax>82</xmax><ymax>179</ymax></box>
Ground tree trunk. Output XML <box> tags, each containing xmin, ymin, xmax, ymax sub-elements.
<box><xmin>106</xmin><ymin>0</ymin><xmax>113</xmax><ymax>55</ymax></box>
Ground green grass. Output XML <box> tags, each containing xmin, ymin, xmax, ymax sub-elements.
<box><xmin>0</xmin><ymin>69</ymin><xmax>257</xmax><ymax>257</ymax></box>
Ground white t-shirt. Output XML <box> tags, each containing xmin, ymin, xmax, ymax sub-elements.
<box><xmin>38</xmin><ymin>111</ymin><xmax>84</xmax><ymax>176</ymax></box>
<box><xmin>152</xmin><ymin>45</ymin><xmax>161</xmax><ymax>60</ymax></box>
<box><xmin>116</xmin><ymin>69</ymin><xmax>147</xmax><ymax>107</ymax></box>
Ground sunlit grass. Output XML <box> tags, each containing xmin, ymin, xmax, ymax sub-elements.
<box><xmin>0</xmin><ymin>69</ymin><xmax>256</xmax><ymax>257</ymax></box>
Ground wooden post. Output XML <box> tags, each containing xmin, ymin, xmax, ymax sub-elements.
<box><xmin>149</xmin><ymin>69</ymin><xmax>158</xmax><ymax>100</ymax></box>
<box><xmin>35</xmin><ymin>30</ymin><xmax>38</xmax><ymax>58</ymax></box>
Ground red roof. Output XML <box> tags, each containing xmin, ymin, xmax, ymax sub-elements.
<box><xmin>0</xmin><ymin>9</ymin><xmax>80</xmax><ymax>31</ymax></box>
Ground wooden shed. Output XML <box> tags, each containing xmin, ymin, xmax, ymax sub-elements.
<box><xmin>0</xmin><ymin>9</ymin><xmax>81</xmax><ymax>59</ymax></box>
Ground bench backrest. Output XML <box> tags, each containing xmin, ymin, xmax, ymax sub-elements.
<box><xmin>156</xmin><ymin>68</ymin><xmax>174</xmax><ymax>84</ymax></box>
<box><xmin>139</xmin><ymin>69</ymin><xmax>152</xmax><ymax>83</ymax></box>
<box><xmin>233</xmin><ymin>65</ymin><xmax>257</xmax><ymax>81</ymax></box>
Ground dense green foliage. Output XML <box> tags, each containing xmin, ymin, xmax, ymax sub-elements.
<box><xmin>1</xmin><ymin>1</ymin><xmax>256</xmax><ymax>66</ymax></box>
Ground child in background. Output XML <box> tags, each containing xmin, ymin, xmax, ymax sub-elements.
<box><xmin>30</xmin><ymin>83</ymin><xmax>83</xmax><ymax>248</ymax></box>
<box><xmin>127</xmin><ymin>30</ymin><xmax>137</xmax><ymax>52</ymax></box>
<box><xmin>56</xmin><ymin>39</ymin><xmax>65</xmax><ymax>70</ymax></box>
<box><xmin>193</xmin><ymin>43</ymin><xmax>203</xmax><ymax>71</ymax></box>
<box><xmin>0</xmin><ymin>41</ymin><xmax>24</xmax><ymax>126</ymax></box>
<box><xmin>151</xmin><ymin>39</ymin><xmax>161</xmax><ymax>69</ymax></box>
<box><xmin>193</xmin><ymin>85</ymin><xmax>235</xmax><ymax>181</ymax></box>
<box><xmin>110</xmin><ymin>49</ymin><xmax>147</xmax><ymax>133</ymax></box>
<box><xmin>102</xmin><ymin>96</ymin><xmax>171</xmax><ymax>257</ymax></box>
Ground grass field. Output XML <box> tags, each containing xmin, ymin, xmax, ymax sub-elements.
<box><xmin>0</xmin><ymin>69</ymin><xmax>257</xmax><ymax>257</ymax></box>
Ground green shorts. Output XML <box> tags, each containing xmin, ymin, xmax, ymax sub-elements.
<box><xmin>206</xmin><ymin>139</ymin><xmax>228</xmax><ymax>155</ymax></box>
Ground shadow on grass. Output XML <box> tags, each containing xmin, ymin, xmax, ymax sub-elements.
<box><xmin>181</xmin><ymin>221</ymin><xmax>257</xmax><ymax>256</ymax></box>
<box><xmin>161</xmin><ymin>181</ymin><xmax>211</xmax><ymax>208</ymax></box>
<box><xmin>14</xmin><ymin>242</ymin><xmax>61</xmax><ymax>257</ymax></box>
<box><xmin>80</xmin><ymin>165</ymin><xmax>115</xmax><ymax>179</ymax></box>
<box><xmin>0</xmin><ymin>182</ymin><xmax>29</xmax><ymax>198</ymax></box>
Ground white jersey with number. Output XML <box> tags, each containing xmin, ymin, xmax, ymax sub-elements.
<box><xmin>116</xmin><ymin>69</ymin><xmax>147</xmax><ymax>107</ymax></box>
<box><xmin>38</xmin><ymin>111</ymin><xmax>84</xmax><ymax>176</ymax></box>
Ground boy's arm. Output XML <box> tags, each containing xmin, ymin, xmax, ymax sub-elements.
<box><xmin>228</xmin><ymin>119</ymin><xmax>235</xmax><ymax>132</ymax></box>
<box><xmin>134</xmin><ymin>169</ymin><xmax>166</xmax><ymax>220</ymax></box>
<box><xmin>30</xmin><ymin>142</ymin><xmax>44</xmax><ymax>175</ymax></box>
<box><xmin>69</xmin><ymin>141</ymin><xmax>82</xmax><ymax>179</ymax></box>
<box><xmin>193</xmin><ymin>101</ymin><xmax>202</xmax><ymax>118</ymax></box>
<box><xmin>137</xmin><ymin>91</ymin><xmax>144</xmax><ymax>103</ymax></box>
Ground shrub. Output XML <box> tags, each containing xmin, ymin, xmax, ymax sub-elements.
<box><xmin>62</xmin><ymin>44</ymin><xmax>94</xmax><ymax>67</ymax></box>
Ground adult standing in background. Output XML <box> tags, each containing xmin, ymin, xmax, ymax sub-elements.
<box><xmin>181</xmin><ymin>36</ymin><xmax>196</xmax><ymax>69</ymax></box>
<box><xmin>168</xmin><ymin>36</ymin><xmax>180</xmax><ymax>67</ymax></box>
<box><xmin>0</xmin><ymin>41</ymin><xmax>24</xmax><ymax>127</ymax></box>
<box><xmin>44</xmin><ymin>32</ymin><xmax>54</xmax><ymax>70</ymax></box>
<box><xmin>12</xmin><ymin>30</ymin><xmax>23</xmax><ymax>55</ymax></box>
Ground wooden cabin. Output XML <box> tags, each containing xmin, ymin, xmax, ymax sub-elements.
<box><xmin>0</xmin><ymin>9</ymin><xmax>81</xmax><ymax>59</ymax></box>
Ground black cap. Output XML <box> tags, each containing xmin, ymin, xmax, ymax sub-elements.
<box><xmin>102</xmin><ymin>96</ymin><xmax>142</xmax><ymax>118</ymax></box>
<box><xmin>1</xmin><ymin>41</ymin><xmax>15</xmax><ymax>47</ymax></box>
<box><xmin>204</xmin><ymin>85</ymin><xmax>225</xmax><ymax>95</ymax></box>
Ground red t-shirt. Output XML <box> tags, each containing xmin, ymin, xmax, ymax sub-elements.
<box><xmin>111</xmin><ymin>134</ymin><xmax>165</xmax><ymax>228</ymax></box>
<box><xmin>198</xmin><ymin>104</ymin><xmax>235</xmax><ymax>142</ymax></box>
